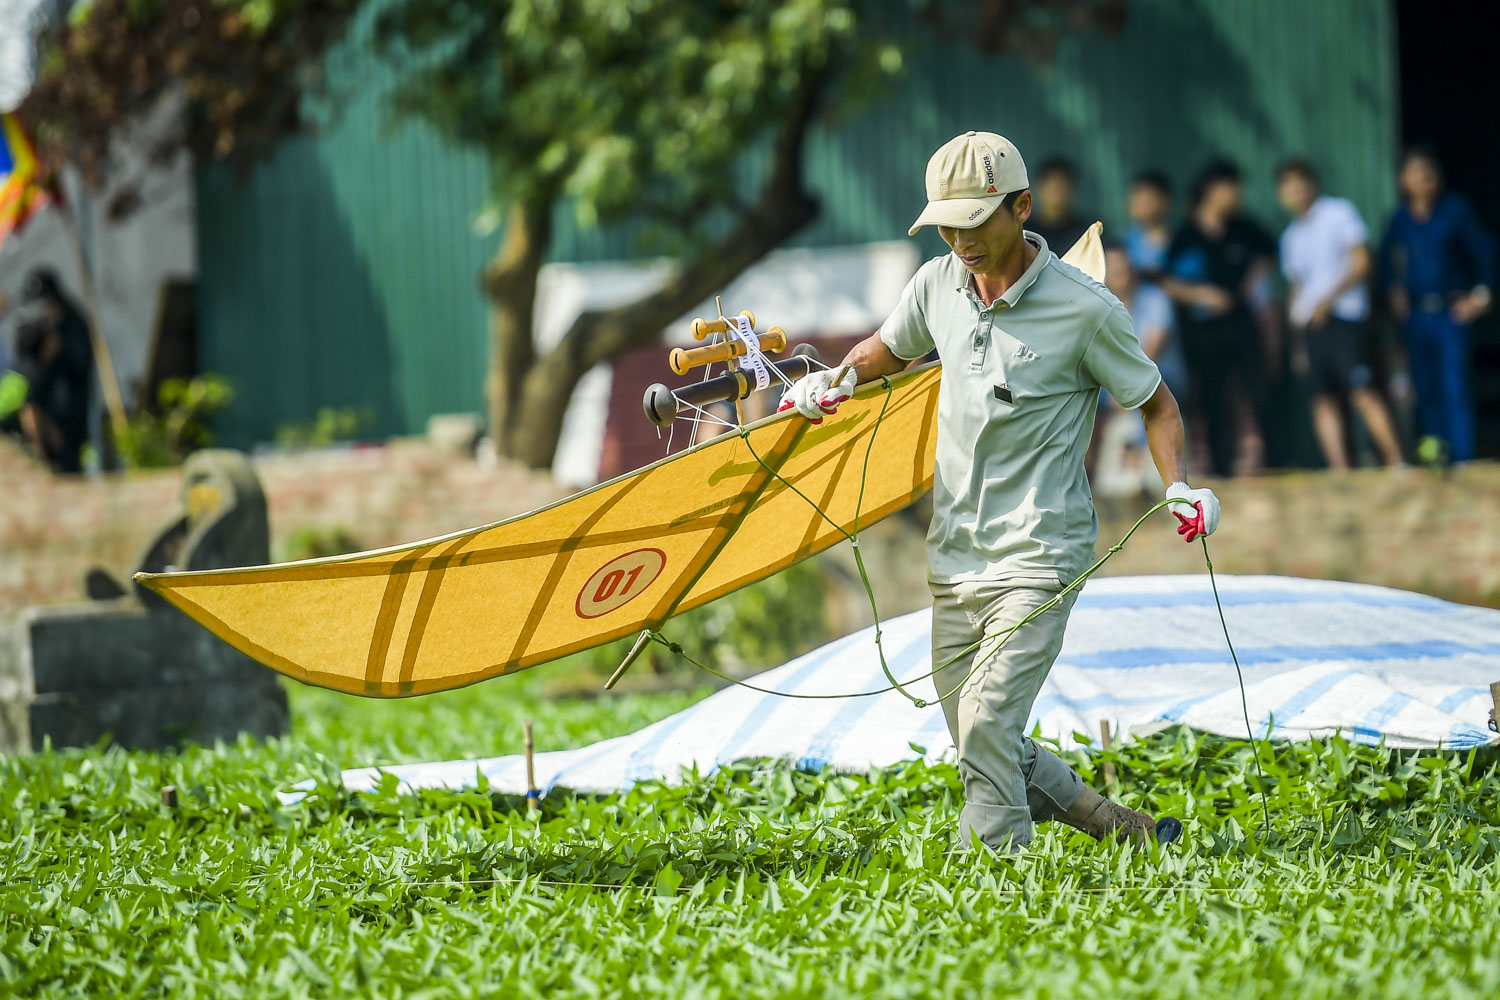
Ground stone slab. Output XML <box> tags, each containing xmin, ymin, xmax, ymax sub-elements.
<box><xmin>24</xmin><ymin>603</ymin><xmax>279</xmax><ymax>695</ymax></box>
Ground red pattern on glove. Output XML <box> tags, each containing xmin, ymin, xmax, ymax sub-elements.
<box><xmin>1173</xmin><ymin>500</ymin><xmax>1206</xmax><ymax>543</ymax></box>
<box><xmin>777</xmin><ymin>397</ymin><xmax>822</xmax><ymax>424</ymax></box>
<box><xmin>817</xmin><ymin>391</ymin><xmax>851</xmax><ymax>415</ymax></box>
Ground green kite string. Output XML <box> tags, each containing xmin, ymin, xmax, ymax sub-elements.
<box><xmin>652</xmin><ymin>375</ymin><xmax>1272</xmax><ymax>831</ymax></box>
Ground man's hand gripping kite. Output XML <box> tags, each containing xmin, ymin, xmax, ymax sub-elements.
<box><xmin>778</xmin><ymin>366</ymin><xmax>859</xmax><ymax>424</ymax></box>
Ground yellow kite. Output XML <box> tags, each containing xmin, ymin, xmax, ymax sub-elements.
<box><xmin>137</xmin><ymin>226</ymin><xmax>1106</xmax><ymax>697</ymax></box>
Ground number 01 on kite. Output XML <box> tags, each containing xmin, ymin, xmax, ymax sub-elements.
<box><xmin>134</xmin><ymin>312</ymin><xmax>942</xmax><ymax>697</ymax></box>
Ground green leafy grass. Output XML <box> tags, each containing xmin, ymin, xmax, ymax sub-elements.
<box><xmin>4</xmin><ymin>674</ymin><xmax>1500</xmax><ymax>998</ymax></box>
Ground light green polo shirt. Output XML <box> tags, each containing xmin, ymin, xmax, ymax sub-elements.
<box><xmin>879</xmin><ymin>233</ymin><xmax>1161</xmax><ymax>587</ymax></box>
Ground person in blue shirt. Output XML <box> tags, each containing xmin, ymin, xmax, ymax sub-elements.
<box><xmin>1379</xmin><ymin>146</ymin><xmax>1495</xmax><ymax>462</ymax></box>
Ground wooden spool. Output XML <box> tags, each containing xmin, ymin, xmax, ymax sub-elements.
<box><xmin>670</xmin><ymin>327</ymin><xmax>786</xmax><ymax>375</ymax></box>
<box><xmin>689</xmin><ymin>310</ymin><xmax>756</xmax><ymax>341</ymax></box>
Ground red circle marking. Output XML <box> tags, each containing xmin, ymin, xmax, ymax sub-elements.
<box><xmin>575</xmin><ymin>548</ymin><xmax>666</xmax><ymax>620</ymax></box>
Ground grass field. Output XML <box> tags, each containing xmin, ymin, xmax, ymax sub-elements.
<box><xmin>4</xmin><ymin>671</ymin><xmax>1500</xmax><ymax>998</ymax></box>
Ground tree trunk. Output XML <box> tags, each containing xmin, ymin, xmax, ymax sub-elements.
<box><xmin>503</xmin><ymin>74</ymin><xmax>828</xmax><ymax>470</ymax></box>
<box><xmin>482</xmin><ymin>196</ymin><xmax>553</xmax><ymax>456</ymax></box>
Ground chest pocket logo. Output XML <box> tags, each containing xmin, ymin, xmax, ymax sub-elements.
<box><xmin>1013</xmin><ymin>344</ymin><xmax>1038</xmax><ymax>363</ymax></box>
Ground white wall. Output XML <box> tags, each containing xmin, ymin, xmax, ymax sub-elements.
<box><xmin>535</xmin><ymin>241</ymin><xmax>922</xmax><ymax>486</ymax></box>
<box><xmin>0</xmin><ymin>97</ymin><xmax>196</xmax><ymax>413</ymax></box>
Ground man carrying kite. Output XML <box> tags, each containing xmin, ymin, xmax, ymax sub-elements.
<box><xmin>781</xmin><ymin>131</ymin><xmax>1219</xmax><ymax>852</ymax></box>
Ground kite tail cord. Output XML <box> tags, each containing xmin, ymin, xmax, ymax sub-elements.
<box><xmin>733</xmin><ymin>377</ymin><xmax>929</xmax><ymax>704</ymax></box>
<box><xmin>649</xmin><ymin>377</ymin><xmax>1269</xmax><ymax>829</ymax></box>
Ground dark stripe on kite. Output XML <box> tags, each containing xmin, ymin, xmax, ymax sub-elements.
<box><xmin>639</xmin><ymin>419</ymin><xmax>808</xmax><ymax>630</ymax></box>
<box><xmin>504</xmin><ymin>473</ymin><xmax>650</xmax><ymax>669</ymax></box>
<box><xmin>912</xmin><ymin>376</ymin><xmax>939</xmax><ymax>494</ymax></box>
<box><xmin>363</xmin><ymin>544</ymin><xmax>438</xmax><ymax>692</ymax></box>
<box><xmin>797</xmin><ymin>442</ymin><xmax>856</xmax><ymax>557</ymax></box>
<box><xmin>395</xmin><ymin>535</ymin><xmax>473</xmax><ymax>693</ymax></box>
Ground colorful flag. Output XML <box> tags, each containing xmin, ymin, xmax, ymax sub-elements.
<box><xmin>1</xmin><ymin>112</ymin><xmax>49</xmax><ymax>248</ymax></box>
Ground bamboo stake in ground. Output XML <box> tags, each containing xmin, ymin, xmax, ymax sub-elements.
<box><xmin>1098</xmin><ymin>719</ymin><xmax>1117</xmax><ymax>796</ymax></box>
<box><xmin>523</xmin><ymin>718</ymin><xmax>539</xmax><ymax>812</ymax></box>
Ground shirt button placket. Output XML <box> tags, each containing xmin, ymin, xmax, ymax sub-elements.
<box><xmin>970</xmin><ymin>312</ymin><xmax>990</xmax><ymax>372</ymax></box>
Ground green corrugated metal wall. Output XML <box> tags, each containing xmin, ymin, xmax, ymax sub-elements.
<box><xmin>198</xmin><ymin>0</ymin><xmax>1399</xmax><ymax>445</ymax></box>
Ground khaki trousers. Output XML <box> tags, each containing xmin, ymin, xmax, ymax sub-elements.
<box><xmin>930</xmin><ymin>581</ymin><xmax>1084</xmax><ymax>851</ymax></box>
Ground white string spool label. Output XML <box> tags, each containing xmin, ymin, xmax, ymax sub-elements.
<box><xmin>732</xmin><ymin>314</ymin><xmax>770</xmax><ymax>391</ymax></box>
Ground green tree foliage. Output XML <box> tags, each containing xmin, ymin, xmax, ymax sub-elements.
<box><xmin>113</xmin><ymin>373</ymin><xmax>234</xmax><ymax>468</ymax></box>
<box><xmin>378</xmin><ymin>0</ymin><xmax>887</xmax><ymax>236</ymax></box>
<box><xmin>21</xmin><ymin>0</ymin><xmax>364</xmax><ymax>184</ymax></box>
<box><xmin>373</xmin><ymin>0</ymin><xmax>1128</xmax><ymax>468</ymax></box>
<box><xmin>21</xmin><ymin>0</ymin><xmax>1125</xmax><ymax>462</ymax></box>
<box><xmin>372</xmin><ymin>0</ymin><xmax>897</xmax><ymax>466</ymax></box>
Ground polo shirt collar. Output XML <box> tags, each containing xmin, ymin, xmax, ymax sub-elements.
<box><xmin>955</xmin><ymin>232</ymin><xmax>1051</xmax><ymax>309</ymax></box>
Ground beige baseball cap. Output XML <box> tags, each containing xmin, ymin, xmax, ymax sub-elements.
<box><xmin>908</xmin><ymin>131</ymin><xmax>1029</xmax><ymax>235</ymax></box>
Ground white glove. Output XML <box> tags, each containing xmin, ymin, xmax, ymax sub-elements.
<box><xmin>1165</xmin><ymin>481</ymin><xmax>1220</xmax><ymax>542</ymax></box>
<box><xmin>777</xmin><ymin>366</ymin><xmax>858</xmax><ymax>424</ymax></box>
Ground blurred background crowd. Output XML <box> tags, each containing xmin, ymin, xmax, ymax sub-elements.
<box><xmin>1084</xmin><ymin>145</ymin><xmax>1491</xmax><ymax>495</ymax></box>
<box><xmin>1</xmin><ymin>0</ymin><xmax>1496</xmax><ymax>492</ymax></box>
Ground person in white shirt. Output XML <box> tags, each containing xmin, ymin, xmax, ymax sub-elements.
<box><xmin>1276</xmin><ymin>159</ymin><xmax>1404</xmax><ymax>469</ymax></box>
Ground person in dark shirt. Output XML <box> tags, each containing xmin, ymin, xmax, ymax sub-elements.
<box><xmin>11</xmin><ymin>269</ymin><xmax>94</xmax><ymax>473</ymax></box>
<box><xmin>1162</xmin><ymin>159</ymin><xmax>1277</xmax><ymax>477</ymax></box>
<box><xmin>1379</xmin><ymin>146</ymin><xmax>1495</xmax><ymax>462</ymax></box>
<box><xmin>1027</xmin><ymin>158</ymin><xmax>1093</xmax><ymax>252</ymax></box>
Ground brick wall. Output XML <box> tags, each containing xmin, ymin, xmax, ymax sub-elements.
<box><xmin>1090</xmin><ymin>465</ymin><xmax>1500</xmax><ymax>609</ymax></box>
<box><xmin>0</xmin><ymin>440</ymin><xmax>564</xmax><ymax>614</ymax></box>
<box><xmin>4</xmin><ymin>437</ymin><xmax>1497</xmax><ymax>624</ymax></box>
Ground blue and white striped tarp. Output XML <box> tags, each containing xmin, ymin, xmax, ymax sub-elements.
<box><xmin>309</xmin><ymin>575</ymin><xmax>1500</xmax><ymax>799</ymax></box>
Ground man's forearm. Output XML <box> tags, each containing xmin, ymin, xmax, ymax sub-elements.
<box><xmin>1139</xmin><ymin>382</ymin><xmax>1187</xmax><ymax>485</ymax></box>
<box><xmin>1160</xmin><ymin>277</ymin><xmax>1206</xmax><ymax>306</ymax></box>
<box><xmin>841</xmin><ymin>332</ymin><xmax>910</xmax><ymax>384</ymax></box>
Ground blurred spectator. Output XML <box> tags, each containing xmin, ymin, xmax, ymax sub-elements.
<box><xmin>1104</xmin><ymin>244</ymin><xmax>1186</xmax><ymax>394</ymax></box>
<box><xmin>1029</xmin><ymin>158</ymin><xmax>1092</xmax><ymax>251</ymax></box>
<box><xmin>1378</xmin><ymin>146</ymin><xmax>1495</xmax><ymax>463</ymax></box>
<box><xmin>1162</xmin><ymin>159</ymin><xmax>1276</xmax><ymax>477</ymax></box>
<box><xmin>7</xmin><ymin>270</ymin><xmax>94</xmax><ymax>472</ymax></box>
<box><xmin>1090</xmin><ymin>244</ymin><xmax>1189</xmax><ymax>496</ymax></box>
<box><xmin>1276</xmin><ymin>158</ymin><xmax>1404</xmax><ymax>469</ymax></box>
<box><xmin>1123</xmin><ymin>171</ymin><xmax>1174</xmax><ymax>282</ymax></box>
